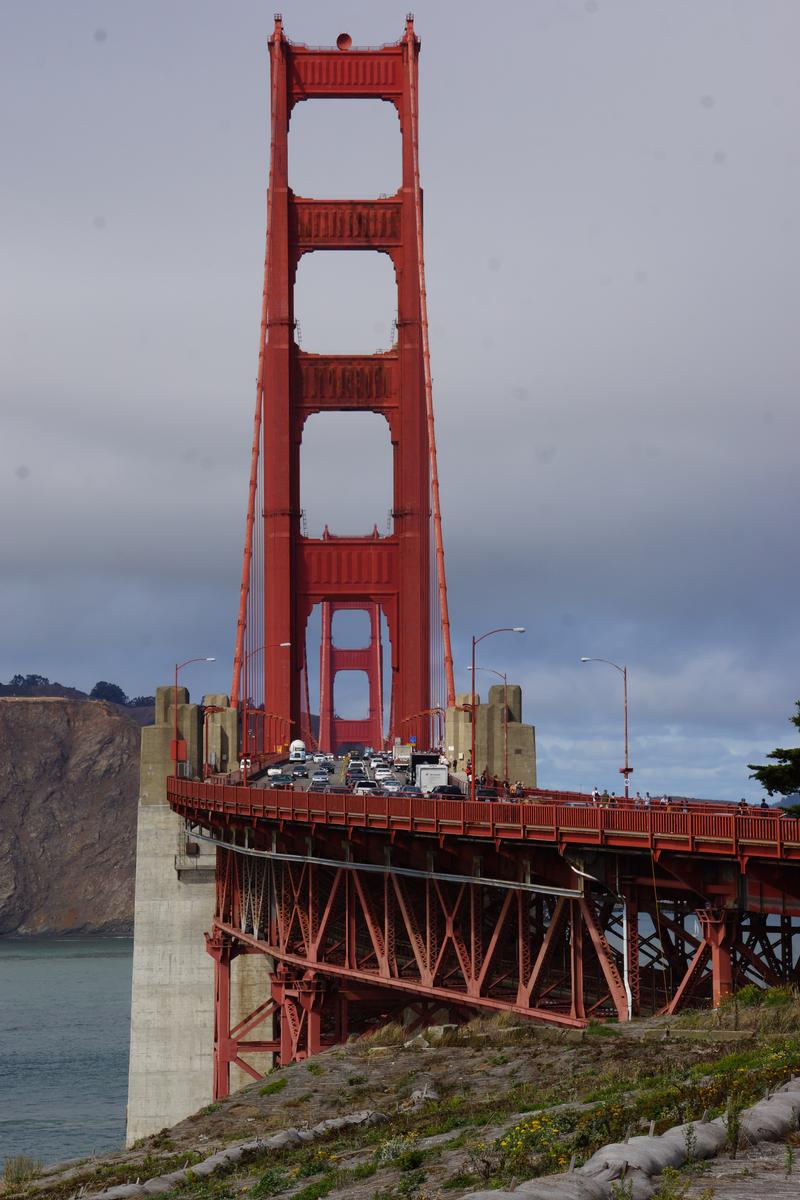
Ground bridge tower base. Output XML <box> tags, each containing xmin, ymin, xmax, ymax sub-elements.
<box><xmin>125</xmin><ymin>686</ymin><xmax>267</xmax><ymax>1144</ymax></box>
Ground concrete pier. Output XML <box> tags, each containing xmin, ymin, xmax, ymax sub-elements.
<box><xmin>445</xmin><ymin>683</ymin><xmax>537</xmax><ymax>787</ymax></box>
<box><xmin>126</xmin><ymin>686</ymin><xmax>267</xmax><ymax>1144</ymax></box>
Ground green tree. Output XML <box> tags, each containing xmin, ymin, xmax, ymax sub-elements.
<box><xmin>90</xmin><ymin>681</ymin><xmax>129</xmax><ymax>705</ymax></box>
<box><xmin>748</xmin><ymin>701</ymin><xmax>800</xmax><ymax>796</ymax></box>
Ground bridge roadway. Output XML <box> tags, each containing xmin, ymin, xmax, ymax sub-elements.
<box><xmin>170</xmin><ymin>776</ymin><xmax>800</xmax><ymax>866</ymax></box>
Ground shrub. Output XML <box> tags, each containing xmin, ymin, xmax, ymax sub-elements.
<box><xmin>259</xmin><ymin>1076</ymin><xmax>288</xmax><ymax>1097</ymax></box>
<box><xmin>376</xmin><ymin>1134</ymin><xmax>418</xmax><ymax>1164</ymax></box>
<box><xmin>252</xmin><ymin>1166</ymin><xmax>291</xmax><ymax>1196</ymax></box>
<box><xmin>396</xmin><ymin>1148</ymin><xmax>426</xmax><ymax>1171</ymax></box>
<box><xmin>498</xmin><ymin>1112</ymin><xmax>571</xmax><ymax>1174</ymax></box>
<box><xmin>735</xmin><ymin>983</ymin><xmax>764</xmax><ymax>1007</ymax></box>
<box><xmin>764</xmin><ymin>985</ymin><xmax>796</xmax><ymax>1007</ymax></box>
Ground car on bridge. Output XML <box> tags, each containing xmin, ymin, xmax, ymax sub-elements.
<box><xmin>291</xmin><ymin>765</ymin><xmax>308</xmax><ymax>779</ymax></box>
<box><xmin>269</xmin><ymin>773</ymin><xmax>294</xmax><ymax>789</ymax></box>
<box><xmin>430</xmin><ymin>784</ymin><xmax>462</xmax><ymax>797</ymax></box>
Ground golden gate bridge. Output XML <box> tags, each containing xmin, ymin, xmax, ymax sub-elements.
<box><xmin>162</xmin><ymin>17</ymin><xmax>800</xmax><ymax>1098</ymax></box>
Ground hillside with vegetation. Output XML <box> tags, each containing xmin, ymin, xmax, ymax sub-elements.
<box><xmin>4</xmin><ymin>994</ymin><xmax>800</xmax><ymax>1199</ymax></box>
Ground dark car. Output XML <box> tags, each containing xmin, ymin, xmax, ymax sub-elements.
<box><xmin>430</xmin><ymin>784</ymin><xmax>463</xmax><ymax>797</ymax></box>
<box><xmin>292</xmin><ymin>765</ymin><xmax>308</xmax><ymax>778</ymax></box>
<box><xmin>325</xmin><ymin>785</ymin><xmax>351</xmax><ymax>795</ymax></box>
<box><xmin>400</xmin><ymin>785</ymin><xmax>423</xmax><ymax>797</ymax></box>
<box><xmin>269</xmin><ymin>773</ymin><xmax>294</xmax><ymax>788</ymax></box>
<box><xmin>309</xmin><ymin>781</ymin><xmax>327</xmax><ymax>793</ymax></box>
<box><xmin>320</xmin><ymin>761</ymin><xmax>335</xmax><ymax>774</ymax></box>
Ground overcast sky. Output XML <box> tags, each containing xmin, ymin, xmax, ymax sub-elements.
<box><xmin>2</xmin><ymin>1</ymin><xmax>798</xmax><ymax>799</ymax></box>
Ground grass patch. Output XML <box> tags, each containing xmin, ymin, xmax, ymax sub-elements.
<box><xmin>259</xmin><ymin>1076</ymin><xmax>288</xmax><ymax>1097</ymax></box>
<box><xmin>586</xmin><ymin>1019</ymin><xmax>622</xmax><ymax>1037</ymax></box>
<box><xmin>4</xmin><ymin>1156</ymin><xmax>42</xmax><ymax>1184</ymax></box>
<box><xmin>306</xmin><ymin>1061</ymin><xmax>324</xmax><ymax>1076</ymax></box>
<box><xmin>357</xmin><ymin>1022</ymin><xmax>407</xmax><ymax>1048</ymax></box>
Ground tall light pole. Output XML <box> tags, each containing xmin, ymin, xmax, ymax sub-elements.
<box><xmin>468</xmin><ymin>665</ymin><xmax>509</xmax><ymax>784</ymax></box>
<box><xmin>173</xmin><ymin>657</ymin><xmax>215</xmax><ymax>777</ymax></box>
<box><xmin>471</xmin><ymin>628</ymin><xmax>525</xmax><ymax>802</ymax></box>
<box><xmin>581</xmin><ymin>657</ymin><xmax>632</xmax><ymax>797</ymax></box>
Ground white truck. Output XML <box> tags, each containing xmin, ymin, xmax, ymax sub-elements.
<box><xmin>415</xmin><ymin>762</ymin><xmax>449</xmax><ymax>794</ymax></box>
<box><xmin>289</xmin><ymin>739</ymin><xmax>307</xmax><ymax>763</ymax></box>
<box><xmin>392</xmin><ymin>742</ymin><xmax>413</xmax><ymax>771</ymax></box>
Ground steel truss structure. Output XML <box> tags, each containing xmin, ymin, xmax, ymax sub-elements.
<box><xmin>174</xmin><ymin>799</ymin><xmax>800</xmax><ymax>1098</ymax></box>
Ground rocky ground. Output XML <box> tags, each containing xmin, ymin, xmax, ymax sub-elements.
<box><xmin>3</xmin><ymin>1006</ymin><xmax>800</xmax><ymax>1200</ymax></box>
<box><xmin>0</xmin><ymin>697</ymin><xmax>140</xmax><ymax>935</ymax></box>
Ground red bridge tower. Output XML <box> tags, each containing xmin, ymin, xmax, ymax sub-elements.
<box><xmin>231</xmin><ymin>16</ymin><xmax>454</xmax><ymax>750</ymax></box>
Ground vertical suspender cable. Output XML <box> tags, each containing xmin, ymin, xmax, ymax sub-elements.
<box><xmin>231</xmin><ymin>41</ymin><xmax>280</xmax><ymax>706</ymax></box>
<box><xmin>405</xmin><ymin>25</ymin><xmax>456</xmax><ymax>709</ymax></box>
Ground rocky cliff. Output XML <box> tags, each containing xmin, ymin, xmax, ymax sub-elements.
<box><xmin>0</xmin><ymin>698</ymin><xmax>140</xmax><ymax>935</ymax></box>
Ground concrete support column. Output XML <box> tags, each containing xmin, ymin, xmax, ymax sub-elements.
<box><xmin>127</xmin><ymin>685</ymin><xmax>270</xmax><ymax>1145</ymax></box>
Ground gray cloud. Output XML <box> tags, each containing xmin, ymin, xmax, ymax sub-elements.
<box><xmin>1</xmin><ymin>0</ymin><xmax>798</xmax><ymax>800</ymax></box>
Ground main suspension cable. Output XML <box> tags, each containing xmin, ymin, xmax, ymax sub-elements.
<box><xmin>231</xmin><ymin>32</ymin><xmax>281</xmax><ymax>705</ymax></box>
<box><xmin>405</xmin><ymin>23</ymin><xmax>456</xmax><ymax>709</ymax></box>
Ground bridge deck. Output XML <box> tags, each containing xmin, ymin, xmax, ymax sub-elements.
<box><xmin>169</xmin><ymin>778</ymin><xmax>800</xmax><ymax>864</ymax></box>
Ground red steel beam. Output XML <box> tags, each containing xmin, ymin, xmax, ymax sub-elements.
<box><xmin>169</xmin><ymin>778</ymin><xmax>800</xmax><ymax>865</ymax></box>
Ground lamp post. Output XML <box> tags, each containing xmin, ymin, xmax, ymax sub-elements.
<box><xmin>173</xmin><ymin>657</ymin><xmax>215</xmax><ymax>777</ymax></box>
<box><xmin>580</xmin><ymin>657</ymin><xmax>632</xmax><ymax>798</ymax></box>
<box><xmin>468</xmin><ymin>665</ymin><xmax>509</xmax><ymax>785</ymax></box>
<box><xmin>242</xmin><ymin>641</ymin><xmax>290</xmax><ymax>783</ymax></box>
<box><xmin>471</xmin><ymin>628</ymin><xmax>525</xmax><ymax>802</ymax></box>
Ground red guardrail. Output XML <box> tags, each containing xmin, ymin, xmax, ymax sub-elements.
<box><xmin>167</xmin><ymin>778</ymin><xmax>800</xmax><ymax>864</ymax></box>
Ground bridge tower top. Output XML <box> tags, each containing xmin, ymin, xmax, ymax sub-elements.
<box><xmin>232</xmin><ymin>18</ymin><xmax>454</xmax><ymax>755</ymax></box>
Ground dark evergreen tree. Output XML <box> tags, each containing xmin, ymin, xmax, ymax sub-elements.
<box><xmin>89</xmin><ymin>681</ymin><xmax>129</xmax><ymax>705</ymax></box>
<box><xmin>748</xmin><ymin>701</ymin><xmax>800</xmax><ymax>796</ymax></box>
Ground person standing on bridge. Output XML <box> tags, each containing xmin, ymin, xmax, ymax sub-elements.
<box><xmin>591</xmin><ymin>786</ymin><xmax>599</xmax><ymax>805</ymax></box>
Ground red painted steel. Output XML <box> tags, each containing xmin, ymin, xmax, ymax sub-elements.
<box><xmin>168</xmin><ymin>778</ymin><xmax>800</xmax><ymax>866</ymax></box>
<box><xmin>242</xmin><ymin>16</ymin><xmax>452</xmax><ymax>751</ymax></box>
<box><xmin>170</xmin><ymin>778</ymin><xmax>800</xmax><ymax>1091</ymax></box>
<box><xmin>317</xmin><ymin>599</ymin><xmax>384</xmax><ymax>753</ymax></box>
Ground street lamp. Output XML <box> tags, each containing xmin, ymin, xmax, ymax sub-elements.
<box><xmin>173</xmin><ymin>657</ymin><xmax>215</xmax><ymax>777</ymax></box>
<box><xmin>471</xmin><ymin>628</ymin><xmax>525</xmax><ymax>802</ymax></box>
<box><xmin>580</xmin><ymin>657</ymin><xmax>632</xmax><ymax>798</ymax></box>
<box><xmin>467</xmin><ymin>665</ymin><xmax>509</xmax><ymax>785</ymax></box>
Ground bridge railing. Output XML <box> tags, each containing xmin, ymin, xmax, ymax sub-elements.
<box><xmin>167</xmin><ymin>778</ymin><xmax>800</xmax><ymax>863</ymax></box>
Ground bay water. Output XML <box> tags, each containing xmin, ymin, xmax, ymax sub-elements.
<box><xmin>0</xmin><ymin>937</ymin><xmax>133</xmax><ymax>1166</ymax></box>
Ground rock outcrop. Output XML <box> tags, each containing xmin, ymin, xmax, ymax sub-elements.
<box><xmin>0</xmin><ymin>698</ymin><xmax>140</xmax><ymax>935</ymax></box>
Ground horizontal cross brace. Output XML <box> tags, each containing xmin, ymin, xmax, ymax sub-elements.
<box><xmin>190</xmin><ymin>826</ymin><xmax>582</xmax><ymax>897</ymax></box>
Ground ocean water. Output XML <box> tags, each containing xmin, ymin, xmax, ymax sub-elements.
<box><xmin>0</xmin><ymin>937</ymin><xmax>133</xmax><ymax>1166</ymax></box>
